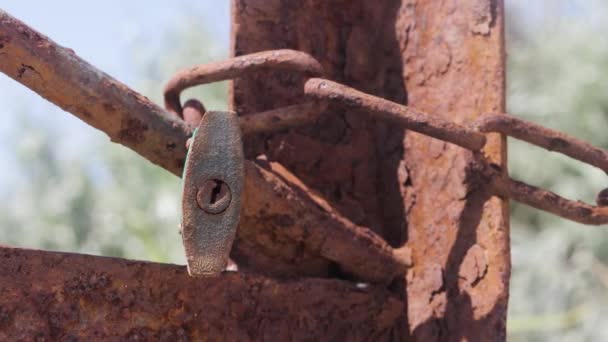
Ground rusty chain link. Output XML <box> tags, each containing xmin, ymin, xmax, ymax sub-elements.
<box><xmin>164</xmin><ymin>49</ymin><xmax>608</xmax><ymax>226</ymax></box>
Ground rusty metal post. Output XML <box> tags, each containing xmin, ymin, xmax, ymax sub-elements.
<box><xmin>232</xmin><ymin>1</ymin><xmax>509</xmax><ymax>340</ymax></box>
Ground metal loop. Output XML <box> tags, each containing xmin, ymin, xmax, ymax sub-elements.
<box><xmin>471</xmin><ymin>113</ymin><xmax>608</xmax><ymax>225</ymax></box>
<box><xmin>163</xmin><ymin>49</ymin><xmax>325</xmax><ymax>118</ymax></box>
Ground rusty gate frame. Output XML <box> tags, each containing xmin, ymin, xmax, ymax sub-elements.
<box><xmin>0</xmin><ymin>1</ymin><xmax>509</xmax><ymax>340</ymax></box>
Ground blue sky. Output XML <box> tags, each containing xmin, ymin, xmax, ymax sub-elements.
<box><xmin>1</xmin><ymin>1</ymin><xmax>229</xmax><ymax>83</ymax></box>
<box><xmin>0</xmin><ymin>2</ymin><xmax>230</xmax><ymax>188</ymax></box>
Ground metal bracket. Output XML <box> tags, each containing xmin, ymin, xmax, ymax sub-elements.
<box><xmin>181</xmin><ymin>110</ymin><xmax>244</xmax><ymax>277</ymax></box>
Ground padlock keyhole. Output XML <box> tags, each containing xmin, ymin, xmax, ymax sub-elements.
<box><xmin>197</xmin><ymin>179</ymin><xmax>232</xmax><ymax>214</ymax></box>
<box><xmin>209</xmin><ymin>180</ymin><xmax>223</xmax><ymax>204</ymax></box>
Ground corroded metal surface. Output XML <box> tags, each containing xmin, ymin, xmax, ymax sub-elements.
<box><xmin>398</xmin><ymin>1</ymin><xmax>509</xmax><ymax>340</ymax></box>
<box><xmin>238</xmin><ymin>159</ymin><xmax>411</xmax><ymax>283</ymax></box>
<box><xmin>0</xmin><ymin>14</ymin><xmax>319</xmax><ymax>176</ymax></box>
<box><xmin>303</xmin><ymin>79</ymin><xmax>608</xmax><ymax>224</ymax></box>
<box><xmin>473</xmin><ymin>113</ymin><xmax>608</xmax><ymax>172</ymax></box>
<box><xmin>239</xmin><ymin>102</ymin><xmax>326</xmax><ymax>136</ymax></box>
<box><xmin>489</xmin><ymin>165</ymin><xmax>608</xmax><ymax>225</ymax></box>
<box><xmin>473</xmin><ymin>114</ymin><xmax>608</xmax><ymax>224</ymax></box>
<box><xmin>0</xmin><ymin>9</ymin><xmax>407</xmax><ymax>283</ymax></box>
<box><xmin>232</xmin><ymin>0</ymin><xmax>509</xmax><ymax>340</ymax></box>
<box><xmin>304</xmin><ymin>78</ymin><xmax>487</xmax><ymax>150</ymax></box>
<box><xmin>181</xmin><ymin>111</ymin><xmax>244</xmax><ymax>276</ymax></box>
<box><xmin>181</xmin><ymin>98</ymin><xmax>206</xmax><ymax>128</ymax></box>
<box><xmin>0</xmin><ymin>246</ymin><xmax>403</xmax><ymax>340</ymax></box>
<box><xmin>232</xmin><ymin>0</ymin><xmax>410</xmax><ymax>257</ymax></box>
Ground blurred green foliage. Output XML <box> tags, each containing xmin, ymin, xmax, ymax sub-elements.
<box><xmin>1</xmin><ymin>2</ymin><xmax>608</xmax><ymax>340</ymax></box>
<box><xmin>507</xmin><ymin>0</ymin><xmax>608</xmax><ymax>340</ymax></box>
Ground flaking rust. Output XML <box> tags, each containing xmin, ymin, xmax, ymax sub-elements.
<box><xmin>181</xmin><ymin>111</ymin><xmax>244</xmax><ymax>276</ymax></box>
<box><xmin>0</xmin><ymin>246</ymin><xmax>403</xmax><ymax>340</ymax></box>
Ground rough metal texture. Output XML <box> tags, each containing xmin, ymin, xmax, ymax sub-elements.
<box><xmin>303</xmin><ymin>77</ymin><xmax>608</xmax><ymax>225</ymax></box>
<box><xmin>239</xmin><ymin>102</ymin><xmax>326</xmax><ymax>136</ymax></box>
<box><xmin>164</xmin><ymin>49</ymin><xmax>328</xmax><ymax>136</ymax></box>
<box><xmin>0</xmin><ymin>9</ymin><xmax>407</xmax><ymax>284</ymax></box>
<box><xmin>474</xmin><ymin>114</ymin><xmax>608</xmax><ymax>224</ymax></box>
<box><xmin>232</xmin><ymin>0</ymin><xmax>509</xmax><ymax>340</ymax></box>
<box><xmin>238</xmin><ymin>159</ymin><xmax>411</xmax><ymax>283</ymax></box>
<box><xmin>399</xmin><ymin>1</ymin><xmax>509</xmax><ymax>340</ymax></box>
<box><xmin>0</xmin><ymin>246</ymin><xmax>403</xmax><ymax>341</ymax></box>
<box><xmin>181</xmin><ymin>111</ymin><xmax>244</xmax><ymax>276</ymax></box>
<box><xmin>489</xmin><ymin>165</ymin><xmax>608</xmax><ymax>225</ymax></box>
<box><xmin>474</xmin><ymin>114</ymin><xmax>608</xmax><ymax>172</ymax></box>
<box><xmin>233</xmin><ymin>0</ymin><xmax>410</xmax><ymax>254</ymax></box>
<box><xmin>0</xmin><ymin>14</ymin><xmax>316</xmax><ymax>177</ymax></box>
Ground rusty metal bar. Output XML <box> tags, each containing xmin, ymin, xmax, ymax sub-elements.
<box><xmin>304</xmin><ymin>78</ymin><xmax>487</xmax><ymax>151</ymax></box>
<box><xmin>0</xmin><ymin>9</ymin><xmax>408</xmax><ymax>283</ymax></box>
<box><xmin>304</xmin><ymin>77</ymin><xmax>608</xmax><ymax>225</ymax></box>
<box><xmin>182</xmin><ymin>99</ymin><xmax>326</xmax><ymax>136</ymax></box>
<box><xmin>0</xmin><ymin>9</ymin><xmax>189</xmax><ymax>176</ymax></box>
<box><xmin>160</xmin><ymin>46</ymin><xmax>608</xmax><ymax>227</ymax></box>
<box><xmin>164</xmin><ymin>50</ymin><xmax>325</xmax><ymax>117</ymax></box>
<box><xmin>487</xmin><ymin>165</ymin><xmax>608</xmax><ymax>225</ymax></box>
<box><xmin>239</xmin><ymin>101</ymin><xmax>326</xmax><ymax>136</ymax></box>
<box><xmin>240</xmin><ymin>160</ymin><xmax>411</xmax><ymax>283</ymax></box>
<box><xmin>181</xmin><ymin>98</ymin><xmax>206</xmax><ymax>127</ymax></box>
<box><xmin>0</xmin><ymin>246</ymin><xmax>403</xmax><ymax>340</ymax></box>
<box><xmin>473</xmin><ymin>113</ymin><xmax>608</xmax><ymax>174</ymax></box>
<box><xmin>0</xmin><ymin>14</ymin><xmax>323</xmax><ymax>176</ymax></box>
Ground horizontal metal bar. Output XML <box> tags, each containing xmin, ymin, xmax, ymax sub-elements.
<box><xmin>0</xmin><ymin>246</ymin><xmax>403</xmax><ymax>340</ymax></box>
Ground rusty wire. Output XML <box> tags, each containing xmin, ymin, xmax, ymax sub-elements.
<box><xmin>472</xmin><ymin>114</ymin><xmax>608</xmax><ymax>173</ymax></box>
<box><xmin>164</xmin><ymin>49</ymin><xmax>326</xmax><ymax>127</ymax></box>
<box><xmin>165</xmin><ymin>50</ymin><xmax>608</xmax><ymax>225</ymax></box>
<box><xmin>304</xmin><ymin>78</ymin><xmax>487</xmax><ymax>151</ymax></box>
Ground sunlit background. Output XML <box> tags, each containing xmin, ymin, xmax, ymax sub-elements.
<box><xmin>1</xmin><ymin>1</ymin><xmax>607</xmax><ymax>340</ymax></box>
